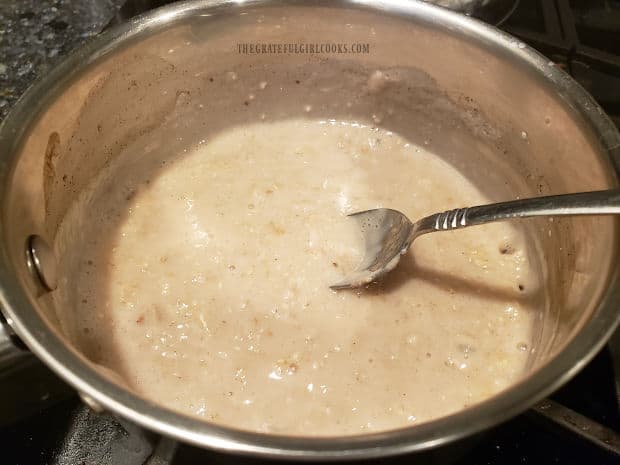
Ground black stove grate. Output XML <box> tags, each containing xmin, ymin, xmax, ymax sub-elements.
<box><xmin>505</xmin><ymin>0</ymin><xmax>620</xmax><ymax>123</ymax></box>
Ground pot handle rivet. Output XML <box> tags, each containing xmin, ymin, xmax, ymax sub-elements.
<box><xmin>26</xmin><ymin>235</ymin><xmax>58</xmax><ymax>292</ymax></box>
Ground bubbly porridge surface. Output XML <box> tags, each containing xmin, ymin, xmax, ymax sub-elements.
<box><xmin>55</xmin><ymin>118</ymin><xmax>536</xmax><ymax>435</ymax></box>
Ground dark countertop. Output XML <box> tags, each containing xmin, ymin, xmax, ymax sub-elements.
<box><xmin>0</xmin><ymin>0</ymin><xmax>125</xmax><ymax>121</ymax></box>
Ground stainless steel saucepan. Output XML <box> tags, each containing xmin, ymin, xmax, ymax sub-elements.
<box><xmin>0</xmin><ymin>0</ymin><xmax>618</xmax><ymax>460</ymax></box>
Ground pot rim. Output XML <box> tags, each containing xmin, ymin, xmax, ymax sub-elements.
<box><xmin>0</xmin><ymin>0</ymin><xmax>619</xmax><ymax>460</ymax></box>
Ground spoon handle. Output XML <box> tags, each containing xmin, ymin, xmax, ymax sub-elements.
<box><xmin>415</xmin><ymin>189</ymin><xmax>620</xmax><ymax>234</ymax></box>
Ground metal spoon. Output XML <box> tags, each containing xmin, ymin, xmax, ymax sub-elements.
<box><xmin>330</xmin><ymin>189</ymin><xmax>620</xmax><ymax>290</ymax></box>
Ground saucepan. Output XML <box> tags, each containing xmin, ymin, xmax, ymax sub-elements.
<box><xmin>0</xmin><ymin>0</ymin><xmax>619</xmax><ymax>460</ymax></box>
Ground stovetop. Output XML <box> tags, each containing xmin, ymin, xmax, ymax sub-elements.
<box><xmin>1</xmin><ymin>1</ymin><xmax>619</xmax><ymax>464</ymax></box>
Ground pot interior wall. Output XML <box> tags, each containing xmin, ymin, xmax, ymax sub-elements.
<box><xmin>5</xmin><ymin>3</ymin><xmax>618</xmax><ymax>408</ymax></box>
